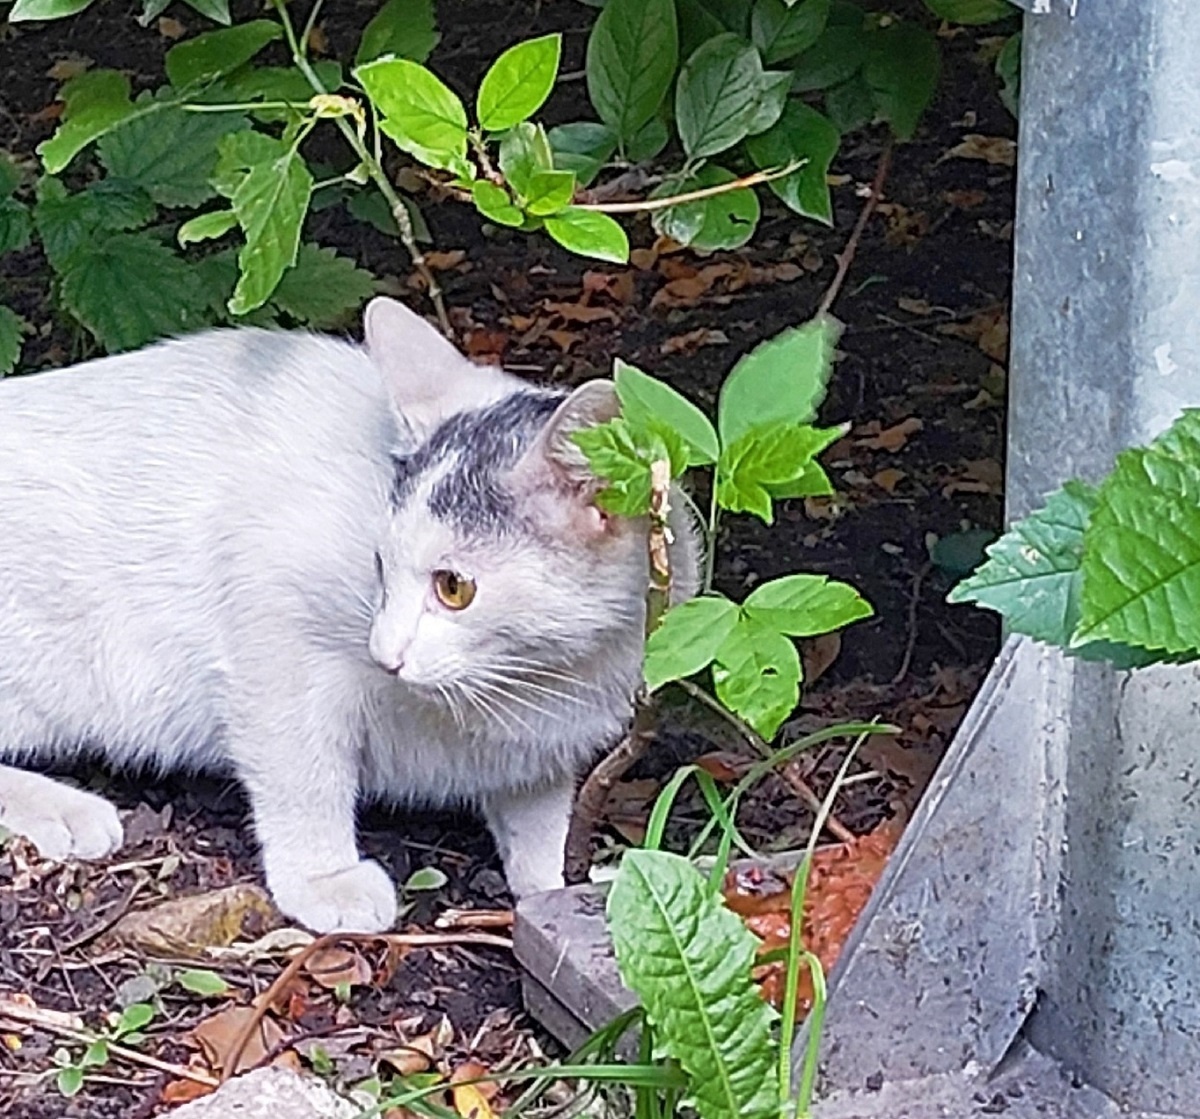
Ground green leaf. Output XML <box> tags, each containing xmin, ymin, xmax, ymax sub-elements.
<box><xmin>570</xmin><ymin>417</ymin><xmax>682</xmax><ymax>512</ymax></box>
<box><xmin>59</xmin><ymin>231</ymin><xmax>209</xmax><ymax>349</ymax></box>
<box><xmin>164</xmin><ymin>20</ymin><xmax>282</xmax><ymax>89</ymax></box>
<box><xmin>355</xmin><ymin>59</ymin><xmax>470</xmax><ymax>177</ymax></box>
<box><xmin>547</xmin><ymin>122</ymin><xmax>617</xmax><ymax>187</ymax></box>
<box><xmin>996</xmin><ymin>32</ymin><xmax>1020</xmax><ymax>117</ymax></box>
<box><xmin>643</xmin><ymin>596</ymin><xmax>739</xmax><ymax>691</ymax></box>
<box><xmin>625</xmin><ymin>116</ymin><xmax>669</xmax><ymax>162</ymax></box>
<box><xmin>355</xmin><ymin>0</ymin><xmax>440</xmax><ymax>65</ymax></box>
<box><xmin>746</xmin><ymin>70</ymin><xmax>791</xmax><ymax>136</ymax></box>
<box><xmin>38</xmin><ymin>70</ymin><xmax>147</xmax><ymax>174</ymax></box>
<box><xmin>0</xmin><ymin>199</ymin><xmax>33</xmax><ymax>255</ymax></box>
<box><xmin>745</xmin><ymin>101</ymin><xmax>839</xmax><ymax>224</ymax></box>
<box><xmin>471</xmin><ymin>181</ymin><xmax>525</xmax><ymax>227</ymax></box>
<box><xmin>0</xmin><ymin>153</ymin><xmax>20</xmax><ymax>198</ymax></box>
<box><xmin>1075</xmin><ymin>412</ymin><xmax>1200</xmax><ymax>655</ymax></box>
<box><xmin>544</xmin><ymin>208</ymin><xmax>629</xmax><ymax>263</ymax></box>
<box><xmin>751</xmin><ymin>0</ymin><xmax>831</xmax><ymax>64</ymax></box>
<box><xmin>651</xmin><ymin>165</ymin><xmax>759</xmax><ymax>252</ymax></box>
<box><xmin>404</xmin><ymin>866</ymin><xmax>449</xmax><ymax>892</ymax></box>
<box><xmin>269</xmin><ymin>243</ymin><xmax>378</xmax><ymax>326</ymax></box>
<box><xmin>607</xmin><ymin>849</ymin><xmax>780</xmax><ymax>1119</ymax></box>
<box><xmin>923</xmin><ymin>0</ymin><xmax>1012</xmax><ymax>24</ymax></box>
<box><xmin>35</xmin><ymin>177</ymin><xmax>156</xmax><ymax>270</ymax></box>
<box><xmin>177</xmin><ymin>969</ymin><xmax>230</xmax><ymax>997</ymax></box>
<box><xmin>81</xmin><ymin>1039</ymin><xmax>109</xmax><ymax>1068</ymax></box>
<box><xmin>228</xmin><ymin>148</ymin><xmax>314</xmax><ymax>315</ymax></box>
<box><xmin>193</xmin><ymin>247</ymin><xmax>239</xmax><ymax>320</ymax></box>
<box><xmin>718</xmin><ymin>316</ymin><xmax>838</xmax><ymax>448</ymax></box>
<box><xmin>824</xmin><ymin>72</ymin><xmax>876</xmax><ymax>133</ymax></box>
<box><xmin>524</xmin><ymin>169</ymin><xmax>576</xmax><ymax>216</ymax></box>
<box><xmin>477</xmin><ymin>34</ymin><xmax>562</xmax><ymax>132</ymax></box>
<box><xmin>497</xmin><ymin>121</ymin><xmax>554</xmax><ymax>196</ymax></box>
<box><xmin>181</xmin><ymin>0</ymin><xmax>231</xmax><ymax>23</ymax></box>
<box><xmin>211</xmin><ymin>130</ymin><xmax>283</xmax><ymax>198</ymax></box>
<box><xmin>56</xmin><ymin>1066</ymin><xmax>85</xmax><ymax>1098</ymax></box>
<box><xmin>677</xmin><ymin>0</ymin><xmax>728</xmax><ymax>59</ymax></box>
<box><xmin>99</xmin><ymin>105</ymin><xmax>248</xmax><ymax>207</ymax></box>
<box><xmin>614</xmin><ymin>360</ymin><xmax>718</xmax><ymax>467</ymax></box>
<box><xmin>203</xmin><ymin>62</ymin><xmax>342</xmax><ymax>120</ymax></box>
<box><xmin>116</xmin><ymin>1003</ymin><xmax>156</xmax><ymax>1037</ymax></box>
<box><xmin>0</xmin><ymin>305</ymin><xmax>26</xmax><ymax>375</ymax></box>
<box><xmin>178</xmin><ymin>209</ymin><xmax>238</xmax><ymax>245</ymax></box>
<box><xmin>675</xmin><ymin>33</ymin><xmax>763</xmax><ymax>160</ymax></box>
<box><xmin>10</xmin><ymin>0</ymin><xmax>94</xmax><ymax>19</ymax></box>
<box><xmin>717</xmin><ymin>422</ymin><xmax>843</xmax><ymax>523</ymax></box>
<box><xmin>791</xmin><ymin>23</ymin><xmax>868</xmax><ymax>93</ymax></box>
<box><xmin>713</xmin><ymin>614</ymin><xmax>802</xmax><ymax>739</ymax></box>
<box><xmin>586</xmin><ymin>0</ymin><xmax>678</xmax><ymax>144</ymax></box>
<box><xmin>744</xmin><ymin>573</ymin><xmax>872</xmax><ymax>637</ymax></box>
<box><xmin>863</xmin><ymin>21</ymin><xmax>940</xmax><ymax>141</ymax></box>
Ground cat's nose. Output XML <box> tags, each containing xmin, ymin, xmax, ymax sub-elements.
<box><xmin>379</xmin><ymin>655</ymin><xmax>404</xmax><ymax>676</ymax></box>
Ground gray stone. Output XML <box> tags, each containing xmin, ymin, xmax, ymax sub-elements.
<box><xmin>172</xmin><ymin>1068</ymin><xmax>356</xmax><ymax>1119</ymax></box>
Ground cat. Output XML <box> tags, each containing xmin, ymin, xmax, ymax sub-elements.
<box><xmin>0</xmin><ymin>297</ymin><xmax>698</xmax><ymax>933</ymax></box>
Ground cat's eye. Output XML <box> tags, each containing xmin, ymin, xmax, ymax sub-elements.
<box><xmin>433</xmin><ymin>569</ymin><xmax>476</xmax><ymax>610</ymax></box>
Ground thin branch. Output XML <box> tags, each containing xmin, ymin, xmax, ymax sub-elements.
<box><xmin>816</xmin><ymin>141</ymin><xmax>894</xmax><ymax>319</ymax></box>
<box><xmin>572</xmin><ymin>160</ymin><xmax>806</xmax><ymax>214</ymax></box>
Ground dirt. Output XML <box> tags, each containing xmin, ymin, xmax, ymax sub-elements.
<box><xmin>0</xmin><ymin>1</ymin><xmax>1014</xmax><ymax>1115</ymax></box>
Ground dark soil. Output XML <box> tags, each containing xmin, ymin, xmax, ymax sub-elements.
<box><xmin>0</xmin><ymin>1</ymin><xmax>1014</xmax><ymax>1115</ymax></box>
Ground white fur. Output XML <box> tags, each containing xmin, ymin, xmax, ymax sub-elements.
<box><xmin>0</xmin><ymin>299</ymin><xmax>698</xmax><ymax>932</ymax></box>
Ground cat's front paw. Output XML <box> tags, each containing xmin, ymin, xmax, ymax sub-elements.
<box><xmin>0</xmin><ymin>779</ymin><xmax>123</xmax><ymax>861</ymax></box>
<box><xmin>270</xmin><ymin>859</ymin><xmax>398</xmax><ymax>933</ymax></box>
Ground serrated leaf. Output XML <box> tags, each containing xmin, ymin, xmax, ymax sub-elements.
<box><xmin>651</xmin><ymin>165</ymin><xmax>759</xmax><ymax>252</ymax></box>
<box><xmin>35</xmin><ymin>177</ymin><xmax>156</xmax><ymax>270</ymax></box>
<box><xmin>228</xmin><ymin>149</ymin><xmax>313</xmax><ymax>315</ymax></box>
<box><xmin>644</xmin><ymin>596</ymin><xmax>739</xmax><ymax>690</ymax></box>
<box><xmin>116</xmin><ymin>1003</ymin><xmax>156</xmax><ymax>1037</ymax></box>
<box><xmin>571</xmin><ymin>417</ymin><xmax>664</xmax><ymax>514</ymax></box>
<box><xmin>746</xmin><ymin>70</ymin><xmax>791</xmax><ymax>136</ymax></box>
<box><xmin>586</xmin><ymin>0</ymin><xmax>678</xmax><ymax>144</ymax></box>
<box><xmin>717</xmin><ymin>423</ymin><xmax>842</xmax><ymax>523</ymax></box>
<box><xmin>863</xmin><ymin>21</ymin><xmax>940</xmax><ymax>141</ymax></box>
<box><xmin>478</xmin><ymin>34</ymin><xmax>562</xmax><ymax>132</ymax></box>
<box><xmin>177</xmin><ymin>969</ymin><xmax>230</xmax><ymax>997</ymax></box>
<box><xmin>923</xmin><ymin>0</ymin><xmax>1012</xmax><ymax>24</ymax></box>
<box><xmin>675</xmin><ymin>33</ymin><xmax>763</xmax><ymax>160</ymax></box>
<box><xmin>38</xmin><ymin>70</ymin><xmax>149</xmax><ymax>174</ymax></box>
<box><xmin>56</xmin><ymin>1066</ymin><xmax>84</xmax><ymax>1098</ymax></box>
<box><xmin>355</xmin><ymin>0</ymin><xmax>440</xmax><ymax>65</ymax></box>
<box><xmin>471</xmin><ymin>181</ymin><xmax>525</xmax><ymax>227</ymax></box>
<box><xmin>0</xmin><ymin>199</ymin><xmax>32</xmax><ymax>255</ymax></box>
<box><xmin>178</xmin><ymin>208</ymin><xmax>238</xmax><ymax>245</ymax></box>
<box><xmin>751</xmin><ymin>0</ymin><xmax>831</xmax><ymax>64</ymax></box>
<box><xmin>615</xmin><ymin>360</ymin><xmax>719</xmax><ymax>467</ymax></box>
<box><xmin>745</xmin><ymin>101</ymin><xmax>839</xmax><ymax>224</ymax></box>
<box><xmin>744</xmin><ymin>573</ymin><xmax>872</xmax><ymax>636</ymax></box>
<box><xmin>165</xmin><ymin>20</ymin><xmax>281</xmax><ymax>90</ymax></box>
<box><xmin>523</xmin><ymin>169</ymin><xmax>576</xmax><ymax>216</ymax></box>
<box><xmin>791</xmin><ymin>23</ymin><xmax>868</xmax><ymax>93</ymax></box>
<box><xmin>269</xmin><ymin>243</ymin><xmax>378</xmax><ymax>326</ymax></box>
<box><xmin>547</xmin><ymin>122</ymin><xmax>617</xmax><ymax>187</ymax></box>
<box><xmin>544</xmin><ymin>207</ymin><xmax>629</xmax><ymax>263</ymax></box>
<box><xmin>10</xmin><ymin>0</ymin><xmax>93</xmax><ymax>19</ymax></box>
<box><xmin>713</xmin><ymin>614</ymin><xmax>802</xmax><ymax>739</ymax></box>
<box><xmin>0</xmin><ymin>305</ymin><xmax>26</xmax><ymax>375</ymax></box>
<box><xmin>1075</xmin><ymin>412</ymin><xmax>1200</xmax><ymax>655</ymax></box>
<box><xmin>355</xmin><ymin>59</ymin><xmax>470</xmax><ymax>177</ymax></box>
<box><xmin>59</xmin><ymin>230</ymin><xmax>208</xmax><ymax>349</ymax></box>
<box><xmin>211</xmin><ymin>130</ymin><xmax>283</xmax><ymax>198</ymax></box>
<box><xmin>98</xmin><ymin>105</ymin><xmax>248</xmax><ymax>207</ymax></box>
<box><xmin>0</xmin><ymin>153</ymin><xmax>21</xmax><ymax>198</ymax></box>
<box><xmin>718</xmin><ymin>316</ymin><xmax>838</xmax><ymax>448</ymax></box>
<box><xmin>201</xmin><ymin>62</ymin><xmax>342</xmax><ymax>123</ymax></box>
<box><xmin>608</xmin><ymin>849</ymin><xmax>780</xmax><ymax>1119</ymax></box>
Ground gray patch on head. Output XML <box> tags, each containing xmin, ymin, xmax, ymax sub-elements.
<box><xmin>391</xmin><ymin>390</ymin><xmax>565</xmax><ymax>534</ymax></box>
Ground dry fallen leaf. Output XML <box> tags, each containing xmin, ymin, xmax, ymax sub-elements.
<box><xmin>938</xmin><ymin>306</ymin><xmax>1009</xmax><ymax>362</ymax></box>
<box><xmin>855</xmin><ymin>417</ymin><xmax>923</xmax><ymax>452</ymax></box>
<box><xmin>157</xmin><ymin>16</ymin><xmax>187</xmax><ymax>39</ymax></box>
<box><xmin>942</xmin><ymin>188</ymin><xmax>988</xmax><ymax>210</ymax></box>
<box><xmin>944</xmin><ymin>133</ymin><xmax>1016</xmax><ymax>167</ymax></box>
<box><xmin>160</xmin><ymin>1078</ymin><xmax>215</xmax><ymax>1105</ymax></box>
<box><xmin>305</xmin><ymin>946</ymin><xmax>372</xmax><ymax>990</ymax></box>
<box><xmin>541</xmin><ymin>300</ymin><xmax>619</xmax><ymax>324</ymax></box>
<box><xmin>190</xmin><ymin>1005</ymin><xmax>288</xmax><ymax>1075</ymax></box>
<box><xmin>896</xmin><ymin>296</ymin><xmax>934</xmax><ymax>316</ymax></box>
<box><xmin>800</xmin><ymin>631</ymin><xmax>841</xmax><ymax>684</ymax></box>
<box><xmin>46</xmin><ymin>57</ymin><xmax>91</xmax><ymax>81</ymax></box>
<box><xmin>108</xmin><ymin>884</ymin><xmax>278</xmax><ymax>956</ymax></box>
<box><xmin>424</xmin><ymin>250</ymin><xmax>469</xmax><ymax>272</ymax></box>
<box><xmin>871</xmin><ymin>467</ymin><xmax>907</xmax><ymax>494</ymax></box>
<box><xmin>452</xmin><ymin>1060</ymin><xmax>500</xmax><ymax>1117</ymax></box>
<box><xmin>660</xmin><ymin>327</ymin><xmax>730</xmax><ymax>355</ymax></box>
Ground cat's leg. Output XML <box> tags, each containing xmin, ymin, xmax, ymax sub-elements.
<box><xmin>229</xmin><ymin>669</ymin><xmax>397</xmax><ymax>934</ymax></box>
<box><xmin>482</xmin><ymin>777</ymin><xmax>575</xmax><ymax>898</ymax></box>
<box><xmin>0</xmin><ymin>765</ymin><xmax>123</xmax><ymax>860</ymax></box>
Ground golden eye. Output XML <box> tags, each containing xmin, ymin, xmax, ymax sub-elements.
<box><xmin>433</xmin><ymin>569</ymin><xmax>476</xmax><ymax>610</ymax></box>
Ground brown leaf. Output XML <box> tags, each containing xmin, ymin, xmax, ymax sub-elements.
<box><xmin>190</xmin><ymin>1005</ymin><xmax>287</xmax><ymax>1075</ymax></box>
<box><xmin>379</xmin><ymin>1046</ymin><xmax>433</xmax><ymax>1077</ymax></box>
<box><xmin>800</xmin><ymin>632</ymin><xmax>841</xmax><ymax>684</ymax></box>
<box><xmin>855</xmin><ymin>417</ymin><xmax>923</xmax><ymax>452</ymax></box>
<box><xmin>944</xmin><ymin>134</ymin><xmax>1016</xmax><ymax>167</ymax></box>
<box><xmin>541</xmin><ymin>300</ymin><xmax>619</xmax><ymax>324</ymax></box>
<box><xmin>305</xmin><ymin>25</ymin><xmax>328</xmax><ymax>55</ymax></box>
<box><xmin>941</xmin><ymin>457</ymin><xmax>1002</xmax><ymax>497</ymax></box>
<box><xmin>629</xmin><ymin>247</ymin><xmax>658</xmax><ymax>271</ymax></box>
<box><xmin>942</xmin><ymin>188</ymin><xmax>987</xmax><ymax>210</ymax></box>
<box><xmin>693</xmin><ymin>751</ymin><xmax>751</xmax><ymax>783</ymax></box>
<box><xmin>602</xmin><ymin>778</ymin><xmax>660</xmax><ymax>845</ymax></box>
<box><xmin>304</xmin><ymin>946</ymin><xmax>372</xmax><ymax>990</ymax></box>
<box><xmin>424</xmin><ymin>250</ymin><xmax>469</xmax><ymax>272</ymax></box>
<box><xmin>860</xmin><ymin>735</ymin><xmax>939</xmax><ymax>792</ymax></box>
<box><xmin>46</xmin><ymin>58</ymin><xmax>90</xmax><ymax>81</ymax></box>
<box><xmin>156</xmin><ymin>17</ymin><xmax>188</xmax><ymax>39</ymax></box>
<box><xmin>108</xmin><ymin>884</ymin><xmax>278</xmax><ymax>956</ymax></box>
<box><xmin>464</xmin><ymin>328</ymin><xmax>508</xmax><ymax>363</ymax></box>
<box><xmin>660</xmin><ymin>327</ymin><xmax>729</xmax><ymax>355</ymax></box>
<box><xmin>582</xmin><ymin>269</ymin><xmax>636</xmax><ymax>304</ymax></box>
<box><xmin>877</xmin><ymin>202</ymin><xmax>928</xmax><ymax>246</ymax></box>
<box><xmin>544</xmin><ymin>329</ymin><xmax>580</xmax><ymax>352</ymax></box>
<box><xmin>896</xmin><ymin>296</ymin><xmax>933</xmax><ymax>316</ymax></box>
<box><xmin>160</xmin><ymin>1078</ymin><xmax>214</xmax><ymax>1105</ymax></box>
<box><xmin>870</xmin><ymin>467</ymin><xmax>907</xmax><ymax>494</ymax></box>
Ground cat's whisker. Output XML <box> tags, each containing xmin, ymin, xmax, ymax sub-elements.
<box><xmin>467</xmin><ymin>677</ymin><xmax>554</xmax><ymax>727</ymax></box>
<box><xmin>471</xmin><ymin>671</ymin><xmax>593</xmax><ymax>711</ymax></box>
<box><xmin>460</xmin><ymin>679</ymin><xmax>537</xmax><ymax>737</ymax></box>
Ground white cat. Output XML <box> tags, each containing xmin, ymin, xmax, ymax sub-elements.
<box><xmin>0</xmin><ymin>297</ymin><xmax>698</xmax><ymax>932</ymax></box>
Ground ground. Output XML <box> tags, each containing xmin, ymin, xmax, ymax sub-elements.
<box><xmin>0</xmin><ymin>1</ymin><xmax>1014</xmax><ymax>1115</ymax></box>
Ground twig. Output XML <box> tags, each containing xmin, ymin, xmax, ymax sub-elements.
<box><xmin>0</xmin><ymin>998</ymin><xmax>220</xmax><ymax>1088</ymax></box>
<box><xmin>816</xmin><ymin>141</ymin><xmax>894</xmax><ymax>319</ymax></box>
<box><xmin>891</xmin><ymin>561</ymin><xmax>931</xmax><ymax>685</ymax></box>
<box><xmin>221</xmin><ymin>929</ymin><xmax>512</xmax><ymax>1082</ymax></box>
<box><xmin>573</xmin><ymin>160</ymin><xmax>805</xmax><ymax>214</ymax></box>
<box><xmin>673</xmin><ymin>679</ymin><xmax>856</xmax><ymax>845</ymax></box>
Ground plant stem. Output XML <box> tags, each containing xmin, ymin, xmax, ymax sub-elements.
<box><xmin>270</xmin><ymin>0</ymin><xmax>454</xmax><ymax>338</ymax></box>
<box><xmin>703</xmin><ymin>483</ymin><xmax>720</xmax><ymax>593</ymax></box>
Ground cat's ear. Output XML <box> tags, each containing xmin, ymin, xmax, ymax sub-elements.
<box><xmin>520</xmin><ymin>380</ymin><xmax>620</xmax><ymax>490</ymax></box>
<box><xmin>364</xmin><ymin>297</ymin><xmax>513</xmax><ymax>426</ymax></box>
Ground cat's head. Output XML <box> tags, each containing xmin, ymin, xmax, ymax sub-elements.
<box><xmin>362</xmin><ymin>297</ymin><xmax>697</xmax><ymax>734</ymax></box>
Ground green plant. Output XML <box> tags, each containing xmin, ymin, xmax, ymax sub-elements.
<box><xmin>52</xmin><ymin>1002</ymin><xmax>157</xmax><ymax>1098</ymax></box>
<box><xmin>951</xmin><ymin>409</ymin><xmax>1200</xmax><ymax>666</ymax></box>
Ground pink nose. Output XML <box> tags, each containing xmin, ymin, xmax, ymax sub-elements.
<box><xmin>381</xmin><ymin>656</ymin><xmax>404</xmax><ymax>676</ymax></box>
